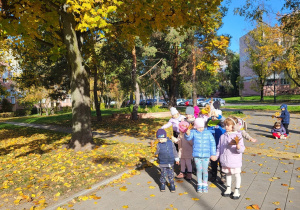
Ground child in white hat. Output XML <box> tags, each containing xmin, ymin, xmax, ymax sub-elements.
<box><xmin>161</xmin><ymin>107</ymin><xmax>186</xmax><ymax>150</ymax></box>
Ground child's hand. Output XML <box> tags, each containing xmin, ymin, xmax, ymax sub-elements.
<box><xmin>186</xmin><ymin>129</ymin><xmax>190</xmax><ymax>136</ymax></box>
<box><xmin>175</xmin><ymin>161</ymin><xmax>180</xmax><ymax>165</ymax></box>
<box><xmin>250</xmin><ymin>137</ymin><xmax>257</xmax><ymax>142</ymax></box>
<box><xmin>210</xmin><ymin>156</ymin><xmax>217</xmax><ymax>161</ymax></box>
<box><xmin>236</xmin><ymin>144</ymin><xmax>241</xmax><ymax>150</ymax></box>
<box><xmin>171</xmin><ymin>136</ymin><xmax>178</xmax><ymax>143</ymax></box>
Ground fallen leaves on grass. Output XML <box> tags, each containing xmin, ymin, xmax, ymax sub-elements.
<box><xmin>0</xmin><ymin>125</ymin><xmax>152</xmax><ymax>209</ymax></box>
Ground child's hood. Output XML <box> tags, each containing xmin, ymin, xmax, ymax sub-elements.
<box><xmin>280</xmin><ymin>104</ymin><xmax>288</xmax><ymax>110</ymax></box>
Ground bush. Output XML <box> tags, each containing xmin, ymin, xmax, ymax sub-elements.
<box><xmin>62</xmin><ymin>106</ymin><xmax>72</xmax><ymax>113</ymax></box>
<box><xmin>1</xmin><ymin>98</ymin><xmax>13</xmax><ymax>112</ymax></box>
<box><xmin>31</xmin><ymin>107</ymin><xmax>38</xmax><ymax>115</ymax></box>
<box><xmin>0</xmin><ymin>112</ymin><xmax>14</xmax><ymax>118</ymax></box>
<box><xmin>15</xmin><ymin>109</ymin><xmax>31</xmax><ymax>116</ymax></box>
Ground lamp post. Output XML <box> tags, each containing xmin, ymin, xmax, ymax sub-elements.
<box><xmin>272</xmin><ymin>57</ymin><xmax>276</xmax><ymax>104</ymax></box>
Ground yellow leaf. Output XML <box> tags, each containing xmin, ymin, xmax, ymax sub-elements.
<box><xmin>192</xmin><ymin>197</ymin><xmax>199</xmax><ymax>201</ymax></box>
<box><xmin>284</xmin><ymin>170</ymin><xmax>288</xmax><ymax>173</ymax></box>
<box><xmin>55</xmin><ymin>192</ymin><xmax>60</xmax><ymax>197</ymax></box>
<box><xmin>123</xmin><ymin>205</ymin><xmax>129</xmax><ymax>208</ymax></box>
<box><xmin>119</xmin><ymin>186</ymin><xmax>127</xmax><ymax>191</ymax></box>
<box><xmin>150</xmin><ymin>194</ymin><xmax>155</xmax><ymax>197</ymax></box>
<box><xmin>178</xmin><ymin>193</ymin><xmax>183</xmax><ymax>195</ymax></box>
<box><xmin>288</xmin><ymin>187</ymin><xmax>294</xmax><ymax>190</ymax></box>
<box><xmin>149</xmin><ymin>186</ymin><xmax>156</xmax><ymax>189</ymax></box>
<box><xmin>184</xmin><ymin>192</ymin><xmax>188</xmax><ymax>194</ymax></box>
<box><xmin>14</xmin><ymin>199</ymin><xmax>21</xmax><ymax>205</ymax></box>
<box><xmin>209</xmin><ymin>183</ymin><xmax>217</xmax><ymax>188</ymax></box>
<box><xmin>246</xmin><ymin>198</ymin><xmax>251</xmax><ymax>200</ymax></box>
<box><xmin>272</xmin><ymin>202</ymin><xmax>280</xmax><ymax>205</ymax></box>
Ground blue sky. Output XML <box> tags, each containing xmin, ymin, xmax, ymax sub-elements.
<box><xmin>218</xmin><ymin>0</ymin><xmax>291</xmax><ymax>53</ymax></box>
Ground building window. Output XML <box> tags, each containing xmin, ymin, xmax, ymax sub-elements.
<box><xmin>266</xmin><ymin>79</ymin><xmax>274</xmax><ymax>86</ymax></box>
<box><xmin>281</xmin><ymin>79</ymin><xmax>289</xmax><ymax>85</ymax></box>
<box><xmin>11</xmin><ymin>97</ymin><xmax>15</xmax><ymax>104</ymax></box>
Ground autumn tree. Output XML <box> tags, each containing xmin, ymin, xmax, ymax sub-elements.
<box><xmin>0</xmin><ymin>0</ymin><xmax>228</xmax><ymax>150</ymax></box>
<box><xmin>244</xmin><ymin>22</ymin><xmax>284</xmax><ymax>101</ymax></box>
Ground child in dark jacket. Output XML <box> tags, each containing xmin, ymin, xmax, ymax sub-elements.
<box><xmin>271</xmin><ymin>122</ymin><xmax>287</xmax><ymax>139</ymax></box>
<box><xmin>155</xmin><ymin>129</ymin><xmax>179</xmax><ymax>193</ymax></box>
<box><xmin>277</xmin><ymin>104</ymin><xmax>290</xmax><ymax>136</ymax></box>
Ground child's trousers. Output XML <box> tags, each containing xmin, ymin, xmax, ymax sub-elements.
<box><xmin>194</xmin><ymin>157</ymin><xmax>209</xmax><ymax>185</ymax></box>
<box><xmin>160</xmin><ymin>166</ymin><xmax>175</xmax><ymax>184</ymax></box>
<box><xmin>272</xmin><ymin>133</ymin><xmax>287</xmax><ymax>138</ymax></box>
<box><xmin>180</xmin><ymin>158</ymin><xmax>193</xmax><ymax>173</ymax></box>
<box><xmin>210</xmin><ymin>158</ymin><xmax>225</xmax><ymax>178</ymax></box>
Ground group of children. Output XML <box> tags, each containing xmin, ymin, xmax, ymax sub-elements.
<box><xmin>271</xmin><ymin>104</ymin><xmax>290</xmax><ymax>139</ymax></box>
<box><xmin>155</xmin><ymin>102</ymin><xmax>290</xmax><ymax>199</ymax></box>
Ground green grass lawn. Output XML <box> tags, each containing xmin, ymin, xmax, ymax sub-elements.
<box><xmin>224</xmin><ymin>105</ymin><xmax>300</xmax><ymax>112</ymax></box>
<box><xmin>224</xmin><ymin>95</ymin><xmax>300</xmax><ymax>103</ymax></box>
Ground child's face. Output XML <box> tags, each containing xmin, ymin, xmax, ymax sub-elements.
<box><xmin>172</xmin><ymin>113</ymin><xmax>179</xmax><ymax>119</ymax></box>
<box><xmin>196</xmin><ymin>127</ymin><xmax>204</xmax><ymax>132</ymax></box>
<box><xmin>225</xmin><ymin>124</ymin><xmax>233</xmax><ymax>132</ymax></box>
<box><xmin>275</xmin><ymin>125</ymin><xmax>280</xmax><ymax>129</ymax></box>
<box><xmin>281</xmin><ymin>108</ymin><xmax>285</xmax><ymax>111</ymax></box>
<box><xmin>186</xmin><ymin>114</ymin><xmax>193</xmax><ymax>120</ymax></box>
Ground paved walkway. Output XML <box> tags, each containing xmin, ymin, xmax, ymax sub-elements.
<box><xmin>4</xmin><ymin>110</ymin><xmax>300</xmax><ymax>210</ymax></box>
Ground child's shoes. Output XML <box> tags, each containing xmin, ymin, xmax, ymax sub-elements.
<box><xmin>160</xmin><ymin>183</ymin><xmax>166</xmax><ymax>192</ymax></box>
<box><xmin>231</xmin><ymin>188</ymin><xmax>240</xmax><ymax>200</ymax></box>
<box><xmin>176</xmin><ymin>172</ymin><xmax>185</xmax><ymax>179</ymax></box>
<box><xmin>197</xmin><ymin>185</ymin><xmax>202</xmax><ymax>193</ymax></box>
<box><xmin>203</xmin><ymin>185</ymin><xmax>208</xmax><ymax>193</ymax></box>
<box><xmin>170</xmin><ymin>183</ymin><xmax>176</xmax><ymax>193</ymax></box>
<box><xmin>223</xmin><ymin>186</ymin><xmax>231</xmax><ymax>197</ymax></box>
<box><xmin>185</xmin><ymin>172</ymin><xmax>192</xmax><ymax>181</ymax></box>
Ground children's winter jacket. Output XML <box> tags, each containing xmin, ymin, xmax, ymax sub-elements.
<box><xmin>279</xmin><ymin>104</ymin><xmax>290</xmax><ymax>124</ymax></box>
<box><xmin>216</xmin><ymin>132</ymin><xmax>245</xmax><ymax>168</ymax></box>
<box><xmin>176</xmin><ymin>133</ymin><xmax>193</xmax><ymax>159</ymax></box>
<box><xmin>185</xmin><ymin>129</ymin><xmax>216</xmax><ymax>158</ymax></box>
<box><xmin>161</xmin><ymin>115</ymin><xmax>186</xmax><ymax>133</ymax></box>
<box><xmin>155</xmin><ymin>138</ymin><xmax>179</xmax><ymax>165</ymax></box>
<box><xmin>271</xmin><ymin>126</ymin><xmax>286</xmax><ymax>135</ymax></box>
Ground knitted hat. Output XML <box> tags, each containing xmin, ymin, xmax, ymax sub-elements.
<box><xmin>186</xmin><ymin>106</ymin><xmax>194</xmax><ymax>115</ymax></box>
<box><xmin>156</xmin><ymin>129</ymin><xmax>167</xmax><ymax>139</ymax></box>
<box><xmin>213</xmin><ymin>101</ymin><xmax>221</xmax><ymax>110</ymax></box>
<box><xmin>194</xmin><ymin>106</ymin><xmax>200</xmax><ymax>118</ymax></box>
<box><xmin>194</xmin><ymin>118</ymin><xmax>205</xmax><ymax>128</ymax></box>
<box><xmin>170</xmin><ymin>107</ymin><xmax>179</xmax><ymax>115</ymax></box>
<box><xmin>179</xmin><ymin>121</ymin><xmax>190</xmax><ymax>133</ymax></box>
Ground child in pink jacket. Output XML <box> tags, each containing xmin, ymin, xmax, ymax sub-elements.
<box><xmin>172</xmin><ymin>121</ymin><xmax>193</xmax><ymax>180</ymax></box>
<box><xmin>214</xmin><ymin>116</ymin><xmax>245</xmax><ymax>200</ymax></box>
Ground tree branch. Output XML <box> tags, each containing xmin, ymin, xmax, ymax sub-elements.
<box><xmin>139</xmin><ymin>58</ymin><xmax>163</xmax><ymax>78</ymax></box>
<box><xmin>285</xmin><ymin>68</ymin><xmax>300</xmax><ymax>87</ymax></box>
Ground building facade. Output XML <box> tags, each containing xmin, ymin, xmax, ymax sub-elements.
<box><xmin>239</xmin><ymin>33</ymin><xmax>300</xmax><ymax>96</ymax></box>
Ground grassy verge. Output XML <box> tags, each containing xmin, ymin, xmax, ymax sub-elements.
<box><xmin>224</xmin><ymin>105</ymin><xmax>300</xmax><ymax>113</ymax></box>
<box><xmin>224</xmin><ymin>95</ymin><xmax>300</xmax><ymax>104</ymax></box>
<box><xmin>0</xmin><ymin>124</ymin><xmax>152</xmax><ymax>209</ymax></box>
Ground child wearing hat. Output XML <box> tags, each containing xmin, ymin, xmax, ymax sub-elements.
<box><xmin>185</xmin><ymin>118</ymin><xmax>216</xmax><ymax>193</ymax></box>
<box><xmin>161</xmin><ymin>107</ymin><xmax>186</xmax><ymax>139</ymax></box>
<box><xmin>155</xmin><ymin>129</ymin><xmax>180</xmax><ymax>192</ymax></box>
<box><xmin>172</xmin><ymin>121</ymin><xmax>193</xmax><ymax>180</ymax></box>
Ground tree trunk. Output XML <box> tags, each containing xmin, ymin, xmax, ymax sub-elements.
<box><xmin>131</xmin><ymin>45</ymin><xmax>140</xmax><ymax>120</ymax></box>
<box><xmin>192</xmin><ymin>45</ymin><xmax>197</xmax><ymax>107</ymax></box>
<box><xmin>94</xmin><ymin>68</ymin><xmax>102</xmax><ymax>121</ymax></box>
<box><xmin>61</xmin><ymin>9</ymin><xmax>94</xmax><ymax>151</ymax></box>
<box><xmin>169</xmin><ymin>45</ymin><xmax>179</xmax><ymax>107</ymax></box>
<box><xmin>260</xmin><ymin>80</ymin><xmax>264</xmax><ymax>102</ymax></box>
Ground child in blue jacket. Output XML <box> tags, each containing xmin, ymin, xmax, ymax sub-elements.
<box><xmin>185</xmin><ymin>118</ymin><xmax>216</xmax><ymax>193</ymax></box>
<box><xmin>277</xmin><ymin>104</ymin><xmax>290</xmax><ymax>136</ymax></box>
